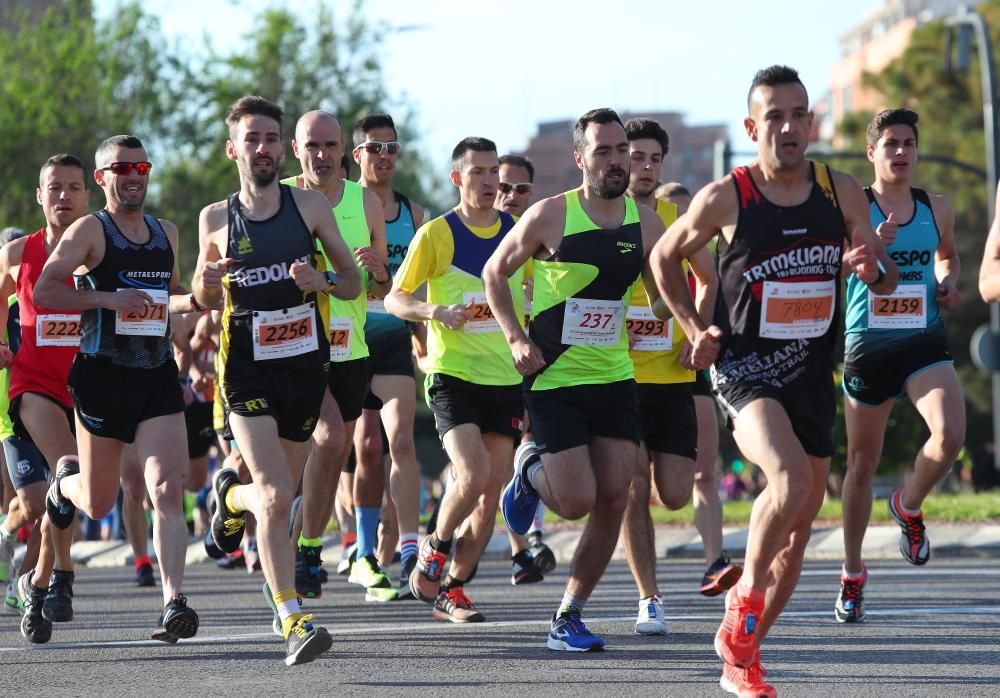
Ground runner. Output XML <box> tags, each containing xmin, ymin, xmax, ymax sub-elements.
<box><xmin>0</xmin><ymin>156</ymin><xmax>88</xmax><ymax>643</ymax></box>
<box><xmin>282</xmin><ymin>110</ymin><xmax>394</xmax><ymax>603</ymax></box>
<box><xmin>487</xmin><ymin>108</ymin><xmax>670</xmax><ymax>651</ymax></box>
<box><xmin>837</xmin><ymin>108</ymin><xmax>963</xmax><ymax>623</ymax></box>
<box><xmin>618</xmin><ymin>119</ymin><xmax>719</xmax><ymax>635</ymax></box>
<box><xmin>351</xmin><ymin>113</ymin><xmax>426</xmax><ymax>596</ymax></box>
<box><xmin>191</xmin><ymin>96</ymin><xmax>360</xmax><ymax>665</ymax></box>
<box><xmin>386</xmin><ymin>136</ymin><xmax>524</xmax><ymax>622</ymax></box>
<box><xmin>981</xmin><ymin>187</ymin><xmax>1000</xmax><ymax>302</ymax></box>
<box><xmin>651</xmin><ymin>66</ymin><xmax>897</xmax><ymax>696</ymax></box>
<box><xmin>36</xmin><ymin>136</ymin><xmax>203</xmax><ymax>643</ymax></box>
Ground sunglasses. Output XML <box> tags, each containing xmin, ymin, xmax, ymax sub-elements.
<box><xmin>101</xmin><ymin>161</ymin><xmax>153</xmax><ymax>176</ymax></box>
<box><xmin>498</xmin><ymin>181</ymin><xmax>533</xmax><ymax>195</ymax></box>
<box><xmin>358</xmin><ymin>141</ymin><xmax>400</xmax><ymax>155</ymax></box>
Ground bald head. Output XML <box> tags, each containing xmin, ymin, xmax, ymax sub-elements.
<box><xmin>292</xmin><ymin>110</ymin><xmax>345</xmax><ymax>190</ymax></box>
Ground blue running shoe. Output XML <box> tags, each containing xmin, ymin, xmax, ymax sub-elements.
<box><xmin>501</xmin><ymin>442</ymin><xmax>542</xmax><ymax>536</ymax></box>
<box><xmin>547</xmin><ymin>612</ymin><xmax>605</xmax><ymax>652</ymax></box>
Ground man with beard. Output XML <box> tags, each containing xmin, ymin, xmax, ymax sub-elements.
<box><xmin>651</xmin><ymin>66</ymin><xmax>896</xmax><ymax>696</ymax></box>
<box><xmin>0</xmin><ymin>154</ymin><xmax>88</xmax><ymax>644</ymax></box>
<box><xmin>36</xmin><ymin>136</ymin><xmax>201</xmax><ymax>643</ymax></box>
<box><xmin>281</xmin><ymin>110</ymin><xmax>395</xmax><ymax>603</ymax></box>
<box><xmin>486</xmin><ymin>108</ymin><xmax>669</xmax><ymax>651</ymax></box>
<box><xmin>386</xmin><ymin>137</ymin><xmax>525</xmax><ymax>623</ymax></box>
<box><xmin>618</xmin><ymin>118</ymin><xmax>723</xmax><ymax>635</ymax></box>
<box><xmin>192</xmin><ymin>96</ymin><xmax>359</xmax><ymax>665</ymax></box>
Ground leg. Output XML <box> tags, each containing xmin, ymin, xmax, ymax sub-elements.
<box><xmin>120</xmin><ymin>445</ymin><xmax>150</xmax><ymax>562</ymax></box>
<box><xmin>436</xmin><ymin>425</ymin><xmax>492</xmax><ymax>542</ymax></box>
<box><xmin>902</xmin><ymin>365</ymin><xmax>966</xmax><ymax>508</ymax></box>
<box><xmin>300</xmin><ymin>390</ymin><xmax>348</xmax><ymax>541</ymax></box>
<box><xmin>60</xmin><ymin>413</ymin><xmax>126</xmax><ymax>520</ymax></box>
<box><xmin>622</xmin><ymin>446</ymin><xmax>657</xmax><ymax>598</ymax></box>
<box><xmin>692</xmin><ymin>394</ymin><xmax>723</xmax><ymax>564</ymax></box>
<box><xmin>374</xmin><ymin>375</ymin><xmax>421</xmax><ymax>549</ymax></box>
<box><xmin>841</xmin><ymin>397</ymin><xmax>893</xmax><ymax>574</ymax></box>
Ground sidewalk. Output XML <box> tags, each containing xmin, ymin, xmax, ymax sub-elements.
<box><xmin>14</xmin><ymin>522</ymin><xmax>1000</xmax><ymax>570</ymax></box>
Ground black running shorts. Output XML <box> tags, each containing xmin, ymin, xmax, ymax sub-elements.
<box><xmin>328</xmin><ymin>358</ymin><xmax>382</xmax><ymax>423</ymax></box>
<box><xmin>366</xmin><ymin>328</ymin><xmax>414</xmax><ymax>378</ymax></box>
<box><xmin>426</xmin><ymin>372</ymin><xmax>523</xmax><ymax>440</ymax></box>
<box><xmin>524</xmin><ymin>379</ymin><xmax>641</xmax><ymax>455</ymax></box>
<box><xmin>222</xmin><ymin>358</ymin><xmax>327</xmax><ymax>443</ymax></box>
<box><xmin>185</xmin><ymin>401</ymin><xmax>216</xmax><ymax>459</ymax></box>
<box><xmin>9</xmin><ymin>392</ymin><xmax>74</xmax><ymax>444</ymax></box>
<box><xmin>691</xmin><ymin>369</ymin><xmax>713</xmax><ymax>398</ymax></box>
<box><xmin>3</xmin><ymin>435</ymin><xmax>48</xmax><ymax>490</ymax></box>
<box><xmin>843</xmin><ymin>329</ymin><xmax>953</xmax><ymax>406</ymax></box>
<box><xmin>638</xmin><ymin>382</ymin><xmax>697</xmax><ymax>459</ymax></box>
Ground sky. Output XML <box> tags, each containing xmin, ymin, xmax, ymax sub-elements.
<box><xmin>107</xmin><ymin>0</ymin><xmax>887</xmax><ymax>172</ymax></box>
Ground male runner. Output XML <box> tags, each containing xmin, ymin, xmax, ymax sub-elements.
<box><xmin>981</xmin><ymin>187</ymin><xmax>1000</xmax><ymax>301</ymax></box>
<box><xmin>652</xmin><ymin>66</ymin><xmax>897</xmax><ymax>696</ymax></box>
<box><xmin>487</xmin><ymin>108</ymin><xmax>670</xmax><ymax>651</ymax></box>
<box><xmin>351</xmin><ymin>114</ymin><xmax>426</xmax><ymax>595</ymax></box>
<box><xmin>836</xmin><ymin>108</ymin><xmax>963</xmax><ymax>623</ymax></box>
<box><xmin>0</xmin><ymin>155</ymin><xmax>88</xmax><ymax>643</ymax></box>
<box><xmin>36</xmin><ymin>136</ymin><xmax>203</xmax><ymax>644</ymax></box>
<box><xmin>618</xmin><ymin>119</ymin><xmax>719</xmax><ymax>635</ymax></box>
<box><xmin>386</xmin><ymin>137</ymin><xmax>524</xmax><ymax>622</ymax></box>
<box><xmin>283</xmin><ymin>110</ymin><xmax>394</xmax><ymax>602</ymax></box>
<box><xmin>192</xmin><ymin>96</ymin><xmax>359</xmax><ymax>665</ymax></box>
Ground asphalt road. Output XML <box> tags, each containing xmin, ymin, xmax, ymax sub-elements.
<box><xmin>4</xmin><ymin>557</ymin><xmax>1000</xmax><ymax>696</ymax></box>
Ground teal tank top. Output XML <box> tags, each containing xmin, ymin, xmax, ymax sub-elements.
<box><xmin>366</xmin><ymin>192</ymin><xmax>415</xmax><ymax>340</ymax></box>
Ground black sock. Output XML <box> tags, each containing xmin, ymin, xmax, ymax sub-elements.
<box><xmin>429</xmin><ymin>534</ymin><xmax>452</xmax><ymax>555</ymax></box>
<box><xmin>441</xmin><ymin>574</ymin><xmax>466</xmax><ymax>591</ymax></box>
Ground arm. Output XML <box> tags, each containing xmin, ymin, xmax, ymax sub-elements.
<box><xmin>638</xmin><ymin>205</ymin><xmax>671</xmax><ymax>320</ymax></box>
<box><xmin>160</xmin><ymin>220</ymin><xmax>200</xmax><ymax>314</ymax></box>
<box><xmin>191</xmin><ymin>203</ymin><xmax>231</xmax><ymax>310</ymax></box>
<box><xmin>980</xmin><ymin>188</ymin><xmax>1000</xmax><ymax>302</ymax></box>
<box><xmin>929</xmin><ymin>194</ymin><xmax>960</xmax><ymax>310</ymax></box>
<box><xmin>0</xmin><ymin>239</ymin><xmax>22</xmax><ymax>367</ymax></box>
<box><xmin>688</xmin><ymin>243</ymin><xmax>718</xmax><ymax>323</ymax></box>
<box><xmin>356</xmin><ymin>189</ymin><xmax>391</xmax><ymax>300</ymax></box>
<box><xmin>294</xmin><ymin>188</ymin><xmax>361</xmax><ymax>301</ymax></box>
<box><xmin>835</xmin><ymin>171</ymin><xmax>898</xmax><ymax>295</ymax></box>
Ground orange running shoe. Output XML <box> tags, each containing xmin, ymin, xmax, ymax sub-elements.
<box><xmin>432</xmin><ymin>587</ymin><xmax>485</xmax><ymax>623</ymax></box>
<box><xmin>715</xmin><ymin>585</ymin><xmax>764</xmax><ymax>668</ymax></box>
<box><xmin>720</xmin><ymin>659</ymin><xmax>776</xmax><ymax>697</ymax></box>
<box><xmin>409</xmin><ymin>537</ymin><xmax>449</xmax><ymax>603</ymax></box>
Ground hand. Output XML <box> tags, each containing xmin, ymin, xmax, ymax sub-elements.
<box><xmin>936</xmin><ymin>279</ymin><xmax>960</xmax><ymax>310</ymax></box>
<box><xmin>109</xmin><ymin>288</ymin><xmax>154</xmax><ymax>314</ymax></box>
<box><xmin>843</xmin><ymin>228</ymin><xmax>879</xmax><ymax>284</ymax></box>
<box><xmin>0</xmin><ymin>344</ymin><xmax>12</xmax><ymax>369</ymax></box>
<box><xmin>689</xmin><ymin>325</ymin><xmax>722</xmax><ymax>370</ymax></box>
<box><xmin>201</xmin><ymin>257</ymin><xmax>233</xmax><ymax>289</ymax></box>
<box><xmin>627</xmin><ymin>328</ymin><xmax>639</xmax><ymax>351</ymax></box>
<box><xmin>875</xmin><ymin>212</ymin><xmax>898</xmax><ymax>246</ymax></box>
<box><xmin>290</xmin><ymin>261</ymin><xmax>327</xmax><ymax>293</ymax></box>
<box><xmin>432</xmin><ymin>304</ymin><xmax>471</xmax><ymax>330</ymax></box>
<box><xmin>180</xmin><ymin>381</ymin><xmax>194</xmax><ymax>407</ymax></box>
<box><xmin>510</xmin><ymin>336</ymin><xmax>545</xmax><ymax>376</ymax></box>
<box><xmin>355</xmin><ymin>246</ymin><xmax>389</xmax><ymax>283</ymax></box>
<box><xmin>678</xmin><ymin>340</ymin><xmax>695</xmax><ymax>370</ymax></box>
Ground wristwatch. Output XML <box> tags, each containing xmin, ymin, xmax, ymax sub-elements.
<box><xmin>324</xmin><ymin>271</ymin><xmax>338</xmax><ymax>293</ymax></box>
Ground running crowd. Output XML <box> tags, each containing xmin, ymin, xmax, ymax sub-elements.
<box><xmin>1</xmin><ymin>63</ymin><xmax>998</xmax><ymax>696</ymax></box>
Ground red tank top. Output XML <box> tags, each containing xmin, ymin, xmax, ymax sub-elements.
<box><xmin>10</xmin><ymin>229</ymin><xmax>80</xmax><ymax>408</ymax></box>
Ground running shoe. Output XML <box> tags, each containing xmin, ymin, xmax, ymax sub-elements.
<box><xmin>501</xmin><ymin>441</ymin><xmax>542</xmax><ymax>536</ymax></box>
<box><xmin>209</xmin><ymin>468</ymin><xmax>246</xmax><ymax>554</ymax></box>
<box><xmin>720</xmin><ymin>658</ymin><xmax>775</xmax><ymax>698</ymax></box>
<box><xmin>284</xmin><ymin>613</ymin><xmax>332</xmax><ymax>666</ymax></box>
<box><xmin>152</xmin><ymin>594</ymin><xmax>199</xmax><ymax>643</ymax></box>
<box><xmin>511</xmin><ymin>550</ymin><xmax>543</xmax><ymax>585</ymax></box>
<box><xmin>336</xmin><ymin>542</ymin><xmax>357</xmax><ymax>576</ymax></box>
<box><xmin>202</xmin><ymin>527</ymin><xmax>225</xmax><ymax>560</ymax></box>
<box><xmin>217</xmin><ymin>549</ymin><xmax>245</xmax><ymax>570</ymax></box>
<box><xmin>634</xmin><ymin>594</ymin><xmax>668</xmax><ymax>635</ymax></box>
<box><xmin>397</xmin><ymin>555</ymin><xmax>416</xmax><ymax>600</ymax></box>
<box><xmin>295</xmin><ymin>545</ymin><xmax>323</xmax><ymax>599</ymax></box>
<box><xmin>243</xmin><ymin>538</ymin><xmax>261</xmax><ymax>574</ymax></box>
<box><xmin>528</xmin><ymin>534</ymin><xmax>557</xmax><ymax>574</ymax></box>
<box><xmin>4</xmin><ymin>577</ymin><xmax>21</xmax><ymax>613</ymax></box>
<box><xmin>888</xmin><ymin>490</ymin><xmax>930</xmax><ymax>565</ymax></box>
<box><xmin>318</xmin><ymin>566</ymin><xmax>329</xmax><ymax>584</ymax></box>
<box><xmin>715</xmin><ymin>585</ymin><xmax>764</xmax><ymax>668</ymax></box>
<box><xmin>42</xmin><ymin>570</ymin><xmax>74</xmax><ymax>623</ymax></box>
<box><xmin>547</xmin><ymin>611</ymin><xmax>605</xmax><ymax>652</ymax></box>
<box><xmin>432</xmin><ymin>587</ymin><xmax>485</xmax><ymax>623</ymax></box>
<box><xmin>409</xmin><ymin>536</ymin><xmax>448</xmax><ymax>603</ymax></box>
<box><xmin>700</xmin><ymin>552</ymin><xmax>744</xmax><ymax>597</ymax></box>
<box><xmin>18</xmin><ymin>573</ymin><xmax>51</xmax><ymax>644</ymax></box>
<box><xmin>135</xmin><ymin>561</ymin><xmax>156</xmax><ymax>587</ymax></box>
<box><xmin>834</xmin><ymin>565</ymin><xmax>868</xmax><ymax>624</ymax></box>
<box><xmin>45</xmin><ymin>456</ymin><xmax>80</xmax><ymax>530</ymax></box>
<box><xmin>348</xmin><ymin>554</ymin><xmax>399</xmax><ymax>602</ymax></box>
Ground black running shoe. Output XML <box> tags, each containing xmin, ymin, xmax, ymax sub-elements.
<box><xmin>18</xmin><ymin>573</ymin><xmax>51</xmax><ymax>644</ymax></box>
<box><xmin>511</xmin><ymin>550</ymin><xmax>544</xmax><ymax>585</ymax></box>
<box><xmin>295</xmin><ymin>545</ymin><xmax>323</xmax><ymax>599</ymax></box>
<box><xmin>42</xmin><ymin>569</ymin><xmax>74</xmax><ymax>623</ymax></box>
<box><xmin>835</xmin><ymin>566</ymin><xmax>868</xmax><ymax>624</ymax></box>
<box><xmin>888</xmin><ymin>490</ymin><xmax>930</xmax><ymax>566</ymax></box>
<box><xmin>209</xmin><ymin>468</ymin><xmax>246</xmax><ymax>554</ymax></box>
<box><xmin>152</xmin><ymin>593</ymin><xmax>199</xmax><ymax>643</ymax></box>
<box><xmin>397</xmin><ymin>556</ymin><xmax>416</xmax><ymax>600</ymax></box>
<box><xmin>285</xmin><ymin>614</ymin><xmax>332</xmax><ymax>666</ymax></box>
<box><xmin>529</xmin><ymin>536</ymin><xmax>557</xmax><ymax>574</ymax></box>
<box><xmin>700</xmin><ymin>552</ymin><xmax>743</xmax><ymax>597</ymax></box>
<box><xmin>45</xmin><ymin>457</ymin><xmax>80</xmax><ymax>530</ymax></box>
<box><xmin>135</xmin><ymin>562</ymin><xmax>156</xmax><ymax>587</ymax></box>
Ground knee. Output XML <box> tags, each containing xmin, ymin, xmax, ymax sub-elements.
<box><xmin>555</xmin><ymin>488</ymin><xmax>597</xmax><ymax>520</ymax></box>
<box><xmin>628</xmin><ymin>469</ymin><xmax>651</xmax><ymax>502</ymax></box>
<box><xmin>357</xmin><ymin>434</ymin><xmax>383</xmax><ymax>470</ymax></box>
<box><xmin>388</xmin><ymin>432</ymin><xmax>415</xmax><ymax>463</ymax></box>
<box><xmin>454</xmin><ymin>465</ymin><xmax>487</xmax><ymax>496</ymax></box>
<box><xmin>770</xmin><ymin>469</ymin><xmax>813</xmax><ymax>515</ymax></box>
<box><xmin>660</xmin><ymin>486</ymin><xmax>691</xmax><ymax>511</ymax></box>
<box><xmin>783</xmin><ymin>522</ymin><xmax>813</xmax><ymax>558</ymax></box>
<box><xmin>81</xmin><ymin>491</ymin><xmax>118</xmax><ymax>521</ymax></box>
<box><xmin>147</xmin><ymin>472</ymin><xmax>184</xmax><ymax>514</ymax></box>
<box><xmin>933</xmin><ymin>424</ymin><xmax>965</xmax><ymax>461</ymax></box>
<box><xmin>20</xmin><ymin>492</ymin><xmax>46</xmax><ymax>522</ymax></box>
<box><xmin>258</xmin><ymin>483</ymin><xmax>293</xmax><ymax>520</ymax></box>
<box><xmin>845</xmin><ymin>448</ymin><xmax>878</xmax><ymax>484</ymax></box>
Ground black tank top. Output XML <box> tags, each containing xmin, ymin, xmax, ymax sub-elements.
<box><xmin>221</xmin><ymin>184</ymin><xmax>328</xmax><ymax>366</ymax></box>
<box><xmin>76</xmin><ymin>210</ymin><xmax>174</xmax><ymax>368</ymax></box>
<box><xmin>712</xmin><ymin>162</ymin><xmax>846</xmax><ymax>389</ymax></box>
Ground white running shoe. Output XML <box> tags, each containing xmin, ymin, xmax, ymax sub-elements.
<box><xmin>634</xmin><ymin>594</ymin><xmax>668</xmax><ymax>635</ymax></box>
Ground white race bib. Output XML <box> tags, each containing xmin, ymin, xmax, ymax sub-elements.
<box><xmin>328</xmin><ymin>316</ymin><xmax>353</xmax><ymax>361</ymax></box>
<box><xmin>115</xmin><ymin>288</ymin><xmax>168</xmax><ymax>337</ymax></box>
<box><xmin>367</xmin><ymin>294</ymin><xmax>387</xmax><ymax>315</ymax></box>
<box><xmin>463</xmin><ymin>292</ymin><xmax>500</xmax><ymax>334</ymax></box>
<box><xmin>561</xmin><ymin>298</ymin><xmax>625</xmax><ymax>347</ymax></box>
<box><xmin>626</xmin><ymin>306</ymin><xmax>672</xmax><ymax>351</ymax></box>
<box><xmin>251</xmin><ymin>302</ymin><xmax>318</xmax><ymax>361</ymax></box>
<box><xmin>867</xmin><ymin>284</ymin><xmax>926</xmax><ymax>329</ymax></box>
<box><xmin>759</xmin><ymin>280</ymin><xmax>835</xmax><ymax>340</ymax></box>
<box><xmin>35</xmin><ymin>313</ymin><xmax>82</xmax><ymax>347</ymax></box>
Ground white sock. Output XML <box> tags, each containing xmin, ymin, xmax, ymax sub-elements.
<box><xmin>842</xmin><ymin>565</ymin><xmax>865</xmax><ymax>579</ymax></box>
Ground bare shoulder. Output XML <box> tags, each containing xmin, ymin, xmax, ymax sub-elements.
<box><xmin>408</xmin><ymin>198</ymin><xmax>426</xmax><ymax>223</ymax></box>
<box><xmin>362</xmin><ymin>187</ymin><xmax>384</xmax><ymax>215</ymax></box>
<box><xmin>199</xmin><ymin>200</ymin><xmax>228</xmax><ymax>234</ymax></box>
<box><xmin>290</xmin><ymin>185</ymin><xmax>328</xmax><ymax>211</ymax></box>
<box><xmin>0</xmin><ymin>236</ymin><xmax>29</xmax><ymax>268</ymax></box>
<box><xmin>926</xmin><ymin>191</ymin><xmax>954</xmax><ymax>220</ymax></box>
<box><xmin>157</xmin><ymin>218</ymin><xmax>179</xmax><ymax>237</ymax></box>
<box><xmin>828</xmin><ymin>167</ymin><xmax>865</xmax><ymax>196</ymax></box>
<box><xmin>524</xmin><ymin>193</ymin><xmax>567</xmax><ymax>227</ymax></box>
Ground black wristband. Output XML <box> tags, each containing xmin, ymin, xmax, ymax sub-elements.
<box><xmin>190</xmin><ymin>294</ymin><xmax>204</xmax><ymax>312</ymax></box>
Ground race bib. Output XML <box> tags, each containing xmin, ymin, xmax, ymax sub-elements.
<box><xmin>329</xmin><ymin>316</ymin><xmax>353</xmax><ymax>361</ymax></box>
<box><xmin>868</xmin><ymin>285</ymin><xmax>926</xmax><ymax>329</ymax></box>
<box><xmin>115</xmin><ymin>288</ymin><xmax>168</xmax><ymax>337</ymax></box>
<box><xmin>561</xmin><ymin>298</ymin><xmax>625</xmax><ymax>347</ymax></box>
<box><xmin>36</xmin><ymin>313</ymin><xmax>82</xmax><ymax>347</ymax></box>
<box><xmin>463</xmin><ymin>292</ymin><xmax>500</xmax><ymax>334</ymax></box>
<box><xmin>759</xmin><ymin>280</ymin><xmax>835</xmax><ymax>340</ymax></box>
<box><xmin>251</xmin><ymin>302</ymin><xmax>318</xmax><ymax>361</ymax></box>
<box><xmin>367</xmin><ymin>294</ymin><xmax>387</xmax><ymax>315</ymax></box>
<box><xmin>626</xmin><ymin>306</ymin><xmax>672</xmax><ymax>351</ymax></box>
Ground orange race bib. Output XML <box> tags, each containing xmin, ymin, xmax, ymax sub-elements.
<box><xmin>759</xmin><ymin>280</ymin><xmax>835</xmax><ymax>340</ymax></box>
<box><xmin>868</xmin><ymin>285</ymin><xmax>926</xmax><ymax>329</ymax></box>
<box><xmin>252</xmin><ymin>302</ymin><xmax>319</xmax><ymax>361</ymax></box>
<box><xmin>36</xmin><ymin>313</ymin><xmax>82</xmax><ymax>347</ymax></box>
<box><xmin>115</xmin><ymin>289</ymin><xmax>168</xmax><ymax>336</ymax></box>
<box><xmin>626</xmin><ymin>306</ymin><xmax>673</xmax><ymax>351</ymax></box>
